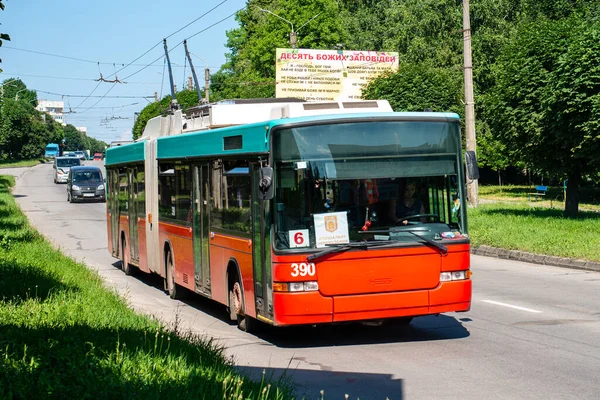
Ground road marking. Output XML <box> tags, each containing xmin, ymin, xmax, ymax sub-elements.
<box><xmin>482</xmin><ymin>300</ymin><xmax>542</xmax><ymax>313</ymax></box>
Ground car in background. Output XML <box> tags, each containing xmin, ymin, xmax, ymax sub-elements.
<box><xmin>63</xmin><ymin>152</ymin><xmax>77</xmax><ymax>157</ymax></box>
<box><xmin>67</xmin><ymin>166</ymin><xmax>105</xmax><ymax>203</ymax></box>
<box><xmin>54</xmin><ymin>157</ymin><xmax>81</xmax><ymax>183</ymax></box>
<box><xmin>74</xmin><ymin>151</ymin><xmax>87</xmax><ymax>160</ymax></box>
<box><xmin>93</xmin><ymin>153</ymin><xmax>103</xmax><ymax>161</ymax></box>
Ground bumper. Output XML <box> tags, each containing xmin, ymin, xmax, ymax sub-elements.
<box><xmin>71</xmin><ymin>190</ymin><xmax>105</xmax><ymax>201</ymax></box>
<box><xmin>272</xmin><ymin>279</ymin><xmax>472</xmax><ymax>326</ymax></box>
<box><xmin>56</xmin><ymin>175</ymin><xmax>68</xmax><ymax>183</ymax></box>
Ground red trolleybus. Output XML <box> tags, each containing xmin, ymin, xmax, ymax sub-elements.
<box><xmin>105</xmin><ymin>99</ymin><xmax>474</xmax><ymax>331</ymax></box>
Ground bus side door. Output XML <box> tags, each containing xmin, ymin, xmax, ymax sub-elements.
<box><xmin>192</xmin><ymin>164</ymin><xmax>211</xmax><ymax>295</ymax></box>
<box><xmin>108</xmin><ymin>169</ymin><xmax>120</xmax><ymax>257</ymax></box>
<box><xmin>128</xmin><ymin>167</ymin><xmax>139</xmax><ymax>263</ymax></box>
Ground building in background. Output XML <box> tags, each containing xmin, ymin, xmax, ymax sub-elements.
<box><xmin>36</xmin><ymin>100</ymin><xmax>65</xmax><ymax>124</ymax></box>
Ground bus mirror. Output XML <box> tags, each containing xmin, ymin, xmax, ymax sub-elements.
<box><xmin>465</xmin><ymin>150</ymin><xmax>479</xmax><ymax>180</ymax></box>
<box><xmin>258</xmin><ymin>166</ymin><xmax>274</xmax><ymax>200</ymax></box>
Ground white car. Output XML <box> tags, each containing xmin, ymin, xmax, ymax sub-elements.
<box><xmin>53</xmin><ymin>157</ymin><xmax>81</xmax><ymax>183</ymax></box>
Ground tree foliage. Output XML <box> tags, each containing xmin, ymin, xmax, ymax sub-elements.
<box><xmin>484</xmin><ymin>13</ymin><xmax>600</xmax><ymax>216</ymax></box>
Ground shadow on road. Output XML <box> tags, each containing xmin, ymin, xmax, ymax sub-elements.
<box><xmin>240</xmin><ymin>365</ymin><xmax>404</xmax><ymax>400</ymax></box>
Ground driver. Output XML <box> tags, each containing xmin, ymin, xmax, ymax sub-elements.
<box><xmin>388</xmin><ymin>181</ymin><xmax>425</xmax><ymax>225</ymax></box>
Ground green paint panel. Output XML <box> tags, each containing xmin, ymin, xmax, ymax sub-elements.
<box><xmin>105</xmin><ymin>141</ymin><xmax>145</xmax><ymax>166</ymax></box>
<box><xmin>157</xmin><ymin>123</ymin><xmax>270</xmax><ymax>159</ymax></box>
<box><xmin>156</xmin><ymin>112</ymin><xmax>459</xmax><ymax>160</ymax></box>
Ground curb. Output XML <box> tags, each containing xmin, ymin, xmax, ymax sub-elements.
<box><xmin>471</xmin><ymin>245</ymin><xmax>600</xmax><ymax>273</ymax></box>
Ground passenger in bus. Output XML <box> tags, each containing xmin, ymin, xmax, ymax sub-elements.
<box><xmin>388</xmin><ymin>180</ymin><xmax>425</xmax><ymax>225</ymax></box>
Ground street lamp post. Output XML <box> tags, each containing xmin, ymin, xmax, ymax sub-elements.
<box><xmin>257</xmin><ymin>7</ymin><xmax>320</xmax><ymax>48</ymax></box>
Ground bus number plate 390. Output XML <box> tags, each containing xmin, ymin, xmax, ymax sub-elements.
<box><xmin>290</xmin><ymin>263</ymin><xmax>316</xmax><ymax>277</ymax></box>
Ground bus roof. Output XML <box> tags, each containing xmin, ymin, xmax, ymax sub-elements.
<box><xmin>106</xmin><ymin>111</ymin><xmax>460</xmax><ymax>165</ymax></box>
<box><xmin>156</xmin><ymin>111</ymin><xmax>460</xmax><ymax>160</ymax></box>
<box><xmin>105</xmin><ymin>140</ymin><xmax>145</xmax><ymax>166</ymax></box>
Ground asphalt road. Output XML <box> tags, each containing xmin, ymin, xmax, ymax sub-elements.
<box><xmin>8</xmin><ymin>162</ymin><xmax>600</xmax><ymax>400</ymax></box>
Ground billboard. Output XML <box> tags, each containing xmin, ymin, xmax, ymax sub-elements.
<box><xmin>275</xmin><ymin>48</ymin><xmax>399</xmax><ymax>101</ymax></box>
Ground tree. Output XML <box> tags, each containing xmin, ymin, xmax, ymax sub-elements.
<box><xmin>0</xmin><ymin>0</ymin><xmax>10</xmax><ymax>73</ymax></box>
<box><xmin>484</xmin><ymin>15</ymin><xmax>600</xmax><ymax>216</ymax></box>
<box><xmin>63</xmin><ymin>125</ymin><xmax>86</xmax><ymax>151</ymax></box>
<box><xmin>362</xmin><ymin>62</ymin><xmax>463</xmax><ymax>115</ymax></box>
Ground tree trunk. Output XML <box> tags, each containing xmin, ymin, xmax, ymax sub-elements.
<box><xmin>564</xmin><ymin>171</ymin><xmax>581</xmax><ymax>218</ymax></box>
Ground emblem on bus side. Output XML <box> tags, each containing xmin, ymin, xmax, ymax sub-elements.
<box><xmin>324</xmin><ymin>215</ymin><xmax>338</xmax><ymax>232</ymax></box>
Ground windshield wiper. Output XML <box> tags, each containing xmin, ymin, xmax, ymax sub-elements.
<box><xmin>405</xmin><ymin>231</ymin><xmax>448</xmax><ymax>255</ymax></box>
<box><xmin>307</xmin><ymin>242</ymin><xmax>373</xmax><ymax>262</ymax></box>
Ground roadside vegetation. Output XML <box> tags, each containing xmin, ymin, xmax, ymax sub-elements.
<box><xmin>0</xmin><ymin>175</ymin><xmax>292</xmax><ymax>399</ymax></box>
<box><xmin>470</xmin><ymin>185</ymin><xmax>600</xmax><ymax>262</ymax></box>
<box><xmin>0</xmin><ymin>158</ymin><xmax>47</xmax><ymax>168</ymax></box>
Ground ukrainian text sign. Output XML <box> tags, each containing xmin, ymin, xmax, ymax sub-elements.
<box><xmin>276</xmin><ymin>48</ymin><xmax>399</xmax><ymax>101</ymax></box>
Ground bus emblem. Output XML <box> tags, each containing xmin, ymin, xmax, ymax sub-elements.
<box><xmin>324</xmin><ymin>216</ymin><xmax>338</xmax><ymax>232</ymax></box>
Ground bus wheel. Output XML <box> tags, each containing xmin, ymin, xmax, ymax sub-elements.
<box><xmin>166</xmin><ymin>251</ymin><xmax>180</xmax><ymax>300</ymax></box>
<box><xmin>121</xmin><ymin>238</ymin><xmax>133</xmax><ymax>275</ymax></box>
<box><xmin>230</xmin><ymin>281</ymin><xmax>255</xmax><ymax>332</ymax></box>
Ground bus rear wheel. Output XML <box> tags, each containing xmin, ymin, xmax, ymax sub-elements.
<box><xmin>166</xmin><ymin>251</ymin><xmax>181</xmax><ymax>300</ymax></box>
<box><xmin>121</xmin><ymin>237</ymin><xmax>133</xmax><ymax>275</ymax></box>
<box><xmin>229</xmin><ymin>281</ymin><xmax>255</xmax><ymax>332</ymax></box>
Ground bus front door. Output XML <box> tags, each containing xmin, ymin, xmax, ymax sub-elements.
<box><xmin>192</xmin><ymin>164</ymin><xmax>211</xmax><ymax>295</ymax></box>
<box><xmin>109</xmin><ymin>169</ymin><xmax>120</xmax><ymax>257</ymax></box>
<box><xmin>252</xmin><ymin>165</ymin><xmax>273</xmax><ymax>321</ymax></box>
<box><xmin>128</xmin><ymin>167</ymin><xmax>139</xmax><ymax>263</ymax></box>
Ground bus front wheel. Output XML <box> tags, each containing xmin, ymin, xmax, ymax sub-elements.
<box><xmin>229</xmin><ymin>281</ymin><xmax>255</xmax><ymax>332</ymax></box>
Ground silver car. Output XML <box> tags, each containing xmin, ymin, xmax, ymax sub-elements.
<box><xmin>53</xmin><ymin>157</ymin><xmax>81</xmax><ymax>183</ymax></box>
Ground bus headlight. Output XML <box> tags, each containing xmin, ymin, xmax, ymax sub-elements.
<box><xmin>273</xmin><ymin>281</ymin><xmax>319</xmax><ymax>292</ymax></box>
<box><xmin>440</xmin><ymin>270</ymin><xmax>471</xmax><ymax>282</ymax></box>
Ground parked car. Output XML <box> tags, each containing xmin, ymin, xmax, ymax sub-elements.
<box><xmin>74</xmin><ymin>151</ymin><xmax>87</xmax><ymax>160</ymax></box>
<box><xmin>93</xmin><ymin>153</ymin><xmax>103</xmax><ymax>161</ymax></box>
<box><xmin>67</xmin><ymin>166</ymin><xmax>106</xmax><ymax>203</ymax></box>
<box><xmin>53</xmin><ymin>157</ymin><xmax>81</xmax><ymax>184</ymax></box>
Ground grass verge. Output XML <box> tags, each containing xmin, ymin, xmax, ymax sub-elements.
<box><xmin>469</xmin><ymin>202</ymin><xmax>600</xmax><ymax>262</ymax></box>
<box><xmin>0</xmin><ymin>175</ymin><xmax>292</xmax><ymax>399</ymax></box>
<box><xmin>0</xmin><ymin>158</ymin><xmax>47</xmax><ymax>168</ymax></box>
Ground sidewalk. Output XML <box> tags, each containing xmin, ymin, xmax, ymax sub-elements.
<box><xmin>472</xmin><ymin>245</ymin><xmax>600</xmax><ymax>273</ymax></box>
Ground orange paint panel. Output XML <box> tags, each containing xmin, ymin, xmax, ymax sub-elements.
<box><xmin>333</xmin><ymin>291</ymin><xmax>429</xmax><ymax>313</ymax></box>
<box><xmin>159</xmin><ymin>222</ymin><xmax>194</xmax><ymax>291</ymax></box>
<box><xmin>210</xmin><ymin>233</ymin><xmax>255</xmax><ymax>317</ymax></box>
<box><xmin>333</xmin><ymin>307</ymin><xmax>430</xmax><ymax>322</ymax></box>
<box><xmin>441</xmin><ymin>248</ymin><xmax>470</xmax><ymax>271</ymax></box>
<box><xmin>274</xmin><ymin>314</ymin><xmax>333</xmax><ymax>326</ymax></box>
<box><xmin>211</xmin><ymin>233</ymin><xmax>252</xmax><ymax>254</ymax></box>
<box><xmin>137</xmin><ymin>219</ymin><xmax>149</xmax><ymax>273</ymax></box>
<box><xmin>429</xmin><ymin>279</ymin><xmax>472</xmax><ymax>306</ymax></box>
<box><xmin>318</xmin><ymin>252</ymin><xmax>441</xmax><ymax>296</ymax></box>
<box><xmin>106</xmin><ymin>213</ymin><xmax>114</xmax><ymax>255</ymax></box>
<box><xmin>273</xmin><ymin>292</ymin><xmax>332</xmax><ymax>317</ymax></box>
<box><xmin>209</xmin><ymin>245</ymin><xmax>226</xmax><ymax>304</ymax></box>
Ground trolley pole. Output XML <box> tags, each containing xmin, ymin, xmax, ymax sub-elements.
<box><xmin>463</xmin><ymin>0</ymin><xmax>478</xmax><ymax>207</ymax></box>
<box><xmin>184</xmin><ymin>40</ymin><xmax>204</xmax><ymax>104</ymax></box>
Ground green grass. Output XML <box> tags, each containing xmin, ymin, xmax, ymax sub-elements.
<box><xmin>470</xmin><ymin>186</ymin><xmax>600</xmax><ymax>261</ymax></box>
<box><xmin>0</xmin><ymin>175</ymin><xmax>292</xmax><ymax>399</ymax></box>
<box><xmin>0</xmin><ymin>158</ymin><xmax>47</xmax><ymax>168</ymax></box>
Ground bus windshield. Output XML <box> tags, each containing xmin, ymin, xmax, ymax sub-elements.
<box><xmin>272</xmin><ymin>120</ymin><xmax>466</xmax><ymax>250</ymax></box>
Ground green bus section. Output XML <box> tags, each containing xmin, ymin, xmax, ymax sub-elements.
<box><xmin>156</xmin><ymin>123</ymin><xmax>270</xmax><ymax>159</ymax></box>
<box><xmin>105</xmin><ymin>141</ymin><xmax>145</xmax><ymax>166</ymax></box>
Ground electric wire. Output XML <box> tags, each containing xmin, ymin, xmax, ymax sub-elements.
<box><xmin>35</xmin><ymin>89</ymin><xmax>152</xmax><ymax>99</ymax></box>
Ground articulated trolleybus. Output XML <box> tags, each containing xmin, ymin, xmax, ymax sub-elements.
<box><xmin>105</xmin><ymin>98</ymin><xmax>473</xmax><ymax>331</ymax></box>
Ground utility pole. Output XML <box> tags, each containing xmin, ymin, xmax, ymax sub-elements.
<box><xmin>187</xmin><ymin>76</ymin><xmax>193</xmax><ymax>91</ymax></box>
<box><xmin>463</xmin><ymin>0</ymin><xmax>478</xmax><ymax>207</ymax></box>
<box><xmin>258</xmin><ymin>7</ymin><xmax>320</xmax><ymax>49</ymax></box>
<box><xmin>204</xmin><ymin>68</ymin><xmax>210</xmax><ymax>103</ymax></box>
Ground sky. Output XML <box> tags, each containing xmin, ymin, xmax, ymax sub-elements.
<box><xmin>1</xmin><ymin>0</ymin><xmax>247</xmax><ymax>144</ymax></box>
